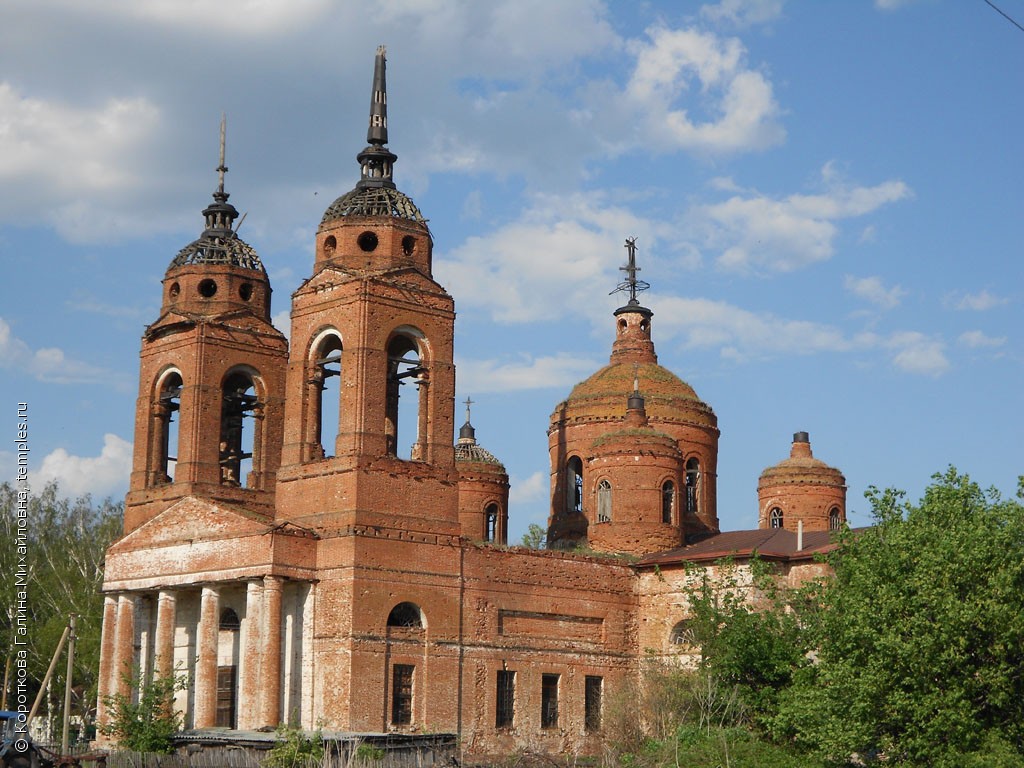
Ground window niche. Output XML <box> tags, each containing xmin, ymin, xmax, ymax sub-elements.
<box><xmin>541</xmin><ymin>674</ymin><xmax>559</xmax><ymax>729</ymax></box>
<box><xmin>661</xmin><ymin>480</ymin><xmax>675</xmax><ymax>524</ymax></box>
<box><xmin>385</xmin><ymin>333</ymin><xmax>427</xmax><ymax>459</ymax></box>
<box><xmin>769</xmin><ymin>507</ymin><xmax>783</xmax><ymax>529</ymax></box>
<box><xmin>484</xmin><ymin>503</ymin><xmax>499</xmax><ymax>543</ymax></box>
<box><xmin>152</xmin><ymin>371</ymin><xmax>183</xmax><ymax>485</ymax></box>
<box><xmin>565</xmin><ymin>457</ymin><xmax>583</xmax><ymax>516</ymax></box>
<box><xmin>220</xmin><ymin>371</ymin><xmax>260</xmax><ymax>488</ymax></box>
<box><xmin>829</xmin><ymin>506</ymin><xmax>841</xmax><ymax>531</ymax></box>
<box><xmin>685</xmin><ymin>458</ymin><xmax>701</xmax><ymax>517</ymax></box>
<box><xmin>309</xmin><ymin>333</ymin><xmax>342</xmax><ymax>460</ymax></box>
<box><xmin>391</xmin><ymin>664</ymin><xmax>414</xmax><ymax>725</ymax></box>
<box><xmin>596</xmin><ymin>480</ymin><xmax>612</xmax><ymax>523</ymax></box>
<box><xmin>496</xmin><ymin>670</ymin><xmax>515</xmax><ymax>729</ymax></box>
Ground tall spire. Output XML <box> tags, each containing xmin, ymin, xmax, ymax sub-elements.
<box><xmin>356</xmin><ymin>45</ymin><xmax>398</xmax><ymax>190</ymax></box>
<box><xmin>459</xmin><ymin>396</ymin><xmax>476</xmax><ymax>443</ymax></box>
<box><xmin>202</xmin><ymin>113</ymin><xmax>238</xmax><ymax>236</ymax></box>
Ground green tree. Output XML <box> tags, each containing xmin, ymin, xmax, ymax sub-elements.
<box><xmin>779</xmin><ymin>468</ymin><xmax>1024</xmax><ymax>766</ymax></box>
<box><xmin>519</xmin><ymin>523</ymin><xmax>546</xmax><ymax>549</ymax></box>
<box><xmin>0</xmin><ymin>482</ymin><xmax>123</xmax><ymax>737</ymax></box>
<box><xmin>100</xmin><ymin>673</ymin><xmax>184</xmax><ymax>754</ymax></box>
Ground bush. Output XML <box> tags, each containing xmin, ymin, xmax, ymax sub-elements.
<box><xmin>263</xmin><ymin>724</ymin><xmax>324</xmax><ymax>768</ymax></box>
<box><xmin>100</xmin><ymin>673</ymin><xmax>185</xmax><ymax>753</ymax></box>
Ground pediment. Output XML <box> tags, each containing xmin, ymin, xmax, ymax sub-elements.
<box><xmin>110</xmin><ymin>496</ymin><xmax>272</xmax><ymax>553</ymax></box>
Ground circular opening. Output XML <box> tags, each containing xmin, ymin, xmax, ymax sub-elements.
<box><xmin>617</xmin><ymin>319</ymin><xmax>627</xmax><ymax>333</ymax></box>
<box><xmin>239</xmin><ymin>283</ymin><xmax>253</xmax><ymax>301</ymax></box>
<box><xmin>357</xmin><ymin>231</ymin><xmax>379</xmax><ymax>252</ymax></box>
<box><xmin>639</xmin><ymin>319</ymin><xmax>649</xmax><ymax>333</ymax></box>
<box><xmin>324</xmin><ymin>235</ymin><xmax>337</xmax><ymax>255</ymax></box>
<box><xmin>198</xmin><ymin>279</ymin><xmax>218</xmax><ymax>298</ymax></box>
<box><xmin>402</xmin><ymin>235</ymin><xmax>416</xmax><ymax>256</ymax></box>
<box><xmin>168</xmin><ymin>282</ymin><xmax>180</xmax><ymax>299</ymax></box>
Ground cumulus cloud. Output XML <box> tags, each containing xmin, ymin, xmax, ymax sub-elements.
<box><xmin>692</xmin><ymin>165</ymin><xmax>911</xmax><ymax>273</ymax></box>
<box><xmin>0</xmin><ymin>316</ymin><xmax>122</xmax><ymax>385</ymax></box>
<box><xmin>952</xmin><ymin>289</ymin><xmax>1009</xmax><ymax>312</ymax></box>
<box><xmin>958</xmin><ymin>330</ymin><xmax>1006</xmax><ymax>348</ymax></box>
<box><xmin>0</xmin><ymin>82</ymin><xmax>163</xmax><ymax>241</ymax></box>
<box><xmin>35</xmin><ymin>434</ymin><xmax>132</xmax><ymax>498</ymax></box>
<box><xmin>701</xmin><ymin>0</ymin><xmax>785</xmax><ymax>27</ymax></box>
<box><xmin>883</xmin><ymin>332</ymin><xmax>949</xmax><ymax>376</ymax></box>
<box><xmin>620</xmin><ymin>26</ymin><xmax>785</xmax><ymax>154</ymax></box>
<box><xmin>510</xmin><ymin>470</ymin><xmax>548</xmax><ymax>506</ymax></box>
<box><xmin>844</xmin><ymin>274</ymin><xmax>905</xmax><ymax>309</ymax></box>
<box><xmin>457</xmin><ymin>355</ymin><xmax>598</xmax><ymax>393</ymax></box>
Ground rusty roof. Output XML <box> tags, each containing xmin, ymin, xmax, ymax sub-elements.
<box><xmin>635</xmin><ymin>527</ymin><xmax>863</xmax><ymax>568</ymax></box>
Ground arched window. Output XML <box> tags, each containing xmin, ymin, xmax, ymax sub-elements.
<box><xmin>565</xmin><ymin>456</ymin><xmax>583</xmax><ymax>515</ymax></box>
<box><xmin>661</xmin><ymin>480</ymin><xmax>675</xmax><ymax>524</ymax></box>
<box><xmin>685</xmin><ymin>458</ymin><xmax>700</xmax><ymax>517</ymax></box>
<box><xmin>769</xmin><ymin>507</ymin><xmax>783</xmax><ymax>529</ymax></box>
<box><xmin>220</xmin><ymin>371</ymin><xmax>259</xmax><ymax>488</ymax></box>
<box><xmin>386</xmin><ymin>334</ymin><xmax>426</xmax><ymax>459</ymax></box>
<box><xmin>484</xmin><ymin>503</ymin><xmax>499</xmax><ymax>543</ymax></box>
<box><xmin>669</xmin><ymin>619</ymin><xmax>696</xmax><ymax>647</ymax></box>
<box><xmin>597</xmin><ymin>480</ymin><xmax>612</xmax><ymax>523</ymax></box>
<box><xmin>219</xmin><ymin>608</ymin><xmax>240</xmax><ymax>631</ymax></box>
<box><xmin>153</xmin><ymin>371</ymin><xmax>182</xmax><ymax>485</ymax></box>
<box><xmin>387</xmin><ymin>602</ymin><xmax>424</xmax><ymax>628</ymax></box>
<box><xmin>311</xmin><ymin>333</ymin><xmax>342</xmax><ymax>459</ymax></box>
<box><xmin>829</xmin><ymin>506</ymin><xmax>841</xmax><ymax>531</ymax></box>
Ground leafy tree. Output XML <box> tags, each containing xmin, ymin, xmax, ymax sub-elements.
<box><xmin>778</xmin><ymin>468</ymin><xmax>1024</xmax><ymax>766</ymax></box>
<box><xmin>519</xmin><ymin>523</ymin><xmax>546</xmax><ymax>549</ymax></box>
<box><xmin>100</xmin><ymin>673</ymin><xmax>184</xmax><ymax>754</ymax></box>
<box><xmin>0</xmin><ymin>482</ymin><xmax>123</xmax><ymax>738</ymax></box>
<box><xmin>263</xmin><ymin>724</ymin><xmax>324</xmax><ymax>768</ymax></box>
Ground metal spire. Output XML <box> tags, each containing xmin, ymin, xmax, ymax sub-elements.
<box><xmin>458</xmin><ymin>395</ymin><xmax>477</xmax><ymax>443</ymax></box>
<box><xmin>202</xmin><ymin>113</ymin><xmax>238</xmax><ymax>235</ymax></box>
<box><xmin>464</xmin><ymin>396</ymin><xmax>474</xmax><ymax>424</ymax></box>
<box><xmin>215</xmin><ymin>113</ymin><xmax>228</xmax><ymax>201</ymax></box>
<box><xmin>610</xmin><ymin>237</ymin><xmax>651</xmax><ymax>307</ymax></box>
<box><xmin>356</xmin><ymin>45</ymin><xmax>398</xmax><ymax>190</ymax></box>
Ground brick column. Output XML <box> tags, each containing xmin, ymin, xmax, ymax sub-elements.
<box><xmin>95</xmin><ymin>594</ymin><xmax>119</xmax><ymax>725</ymax></box>
<box><xmin>154</xmin><ymin>590</ymin><xmax>177</xmax><ymax>680</ymax></box>
<box><xmin>194</xmin><ymin>586</ymin><xmax>219</xmax><ymax>728</ymax></box>
<box><xmin>112</xmin><ymin>594</ymin><xmax>136</xmax><ymax>701</ymax></box>
<box><xmin>259</xmin><ymin>576</ymin><xmax>283</xmax><ymax>727</ymax></box>
<box><xmin>238</xmin><ymin>580</ymin><xmax>264</xmax><ymax>729</ymax></box>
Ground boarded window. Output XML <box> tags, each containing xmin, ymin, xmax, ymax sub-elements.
<box><xmin>391</xmin><ymin>664</ymin><xmax>414</xmax><ymax>725</ymax></box>
<box><xmin>585</xmin><ymin>676</ymin><xmax>602</xmax><ymax>732</ymax></box>
<box><xmin>829</xmin><ymin>506</ymin><xmax>841</xmax><ymax>531</ymax></box>
<box><xmin>661</xmin><ymin>480</ymin><xmax>675</xmax><ymax>524</ymax></box>
<box><xmin>496</xmin><ymin>670</ymin><xmax>515</xmax><ymax>728</ymax></box>
<box><xmin>597</xmin><ymin>480</ymin><xmax>611</xmax><ymax>523</ymax></box>
<box><xmin>541</xmin><ymin>673</ymin><xmax>559</xmax><ymax>729</ymax></box>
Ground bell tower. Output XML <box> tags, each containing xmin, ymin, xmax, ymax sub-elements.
<box><xmin>125</xmin><ymin>118</ymin><xmax>288</xmax><ymax>532</ymax></box>
<box><xmin>276</xmin><ymin>47</ymin><xmax>458</xmax><ymax>535</ymax></box>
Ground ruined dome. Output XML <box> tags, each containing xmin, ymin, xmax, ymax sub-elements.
<box><xmin>321</xmin><ymin>184</ymin><xmax>427</xmax><ymax>225</ymax></box>
<box><xmin>169</xmin><ymin>232</ymin><xmax>265</xmax><ymax>273</ymax></box>
<box><xmin>455</xmin><ymin>442</ymin><xmax>505</xmax><ymax>469</ymax></box>
<box><xmin>758</xmin><ymin>432</ymin><xmax>845</xmax><ymax>489</ymax></box>
<box><xmin>555</xmin><ymin>361</ymin><xmax>715</xmax><ymax>430</ymax></box>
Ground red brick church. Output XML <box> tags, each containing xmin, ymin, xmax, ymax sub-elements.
<box><xmin>98</xmin><ymin>48</ymin><xmax>847</xmax><ymax>757</ymax></box>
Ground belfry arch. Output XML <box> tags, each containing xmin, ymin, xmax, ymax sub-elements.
<box><xmin>385</xmin><ymin>329</ymin><xmax>428</xmax><ymax>460</ymax></box>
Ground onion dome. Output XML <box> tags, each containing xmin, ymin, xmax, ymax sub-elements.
<box><xmin>320</xmin><ymin>46</ymin><xmax>427</xmax><ymax>227</ymax></box>
<box><xmin>169</xmin><ymin>116</ymin><xmax>265</xmax><ymax>274</ymax></box>
<box><xmin>758</xmin><ymin>432</ymin><xmax>845</xmax><ymax>489</ymax></box>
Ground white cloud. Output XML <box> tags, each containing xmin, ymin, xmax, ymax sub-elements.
<box><xmin>844</xmin><ymin>274</ymin><xmax>905</xmax><ymax>309</ymax></box>
<box><xmin>958</xmin><ymin>330</ymin><xmax>1006</xmax><ymax>349</ymax></box>
<box><xmin>701</xmin><ymin>0</ymin><xmax>785</xmax><ymax>26</ymax></box>
<box><xmin>0</xmin><ymin>316</ymin><xmax>121</xmax><ymax>385</ymax></box>
<box><xmin>0</xmin><ymin>82</ymin><xmax>162</xmax><ymax>240</ymax></box>
<box><xmin>35</xmin><ymin>434</ymin><xmax>132</xmax><ymax>498</ymax></box>
<box><xmin>884</xmin><ymin>332</ymin><xmax>949</xmax><ymax>376</ymax></box>
<box><xmin>621</xmin><ymin>26</ymin><xmax>785</xmax><ymax>154</ymax></box>
<box><xmin>510</xmin><ymin>470</ymin><xmax>547</xmax><ymax>506</ymax></box>
<box><xmin>953</xmin><ymin>290</ymin><xmax>1009</xmax><ymax>312</ymax></box>
<box><xmin>272</xmin><ymin>310</ymin><xmax>292</xmax><ymax>340</ymax></box>
<box><xmin>692</xmin><ymin>165</ymin><xmax>910</xmax><ymax>273</ymax></box>
<box><xmin>457</xmin><ymin>355</ymin><xmax>598</xmax><ymax>393</ymax></box>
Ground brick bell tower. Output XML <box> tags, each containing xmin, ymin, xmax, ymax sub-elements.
<box><xmin>125</xmin><ymin>118</ymin><xmax>288</xmax><ymax>532</ymax></box>
<box><xmin>276</xmin><ymin>46</ymin><xmax>458</xmax><ymax>535</ymax></box>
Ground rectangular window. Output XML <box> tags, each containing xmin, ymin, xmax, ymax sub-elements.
<box><xmin>541</xmin><ymin>673</ymin><xmax>559</xmax><ymax>729</ymax></box>
<box><xmin>496</xmin><ymin>670</ymin><xmax>515</xmax><ymax>728</ymax></box>
<box><xmin>392</xmin><ymin>664</ymin><xmax>414</xmax><ymax>725</ymax></box>
<box><xmin>584</xmin><ymin>676</ymin><xmax>603</xmax><ymax>732</ymax></box>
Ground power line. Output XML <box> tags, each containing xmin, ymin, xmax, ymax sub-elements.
<box><xmin>983</xmin><ymin>0</ymin><xmax>1024</xmax><ymax>33</ymax></box>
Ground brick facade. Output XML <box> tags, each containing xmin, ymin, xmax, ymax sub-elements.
<box><xmin>98</xmin><ymin>50</ymin><xmax>847</xmax><ymax>759</ymax></box>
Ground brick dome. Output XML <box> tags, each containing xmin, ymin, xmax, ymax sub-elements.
<box><xmin>558</xmin><ymin>361</ymin><xmax>715</xmax><ymax>429</ymax></box>
<box><xmin>758</xmin><ymin>432</ymin><xmax>845</xmax><ymax>490</ymax></box>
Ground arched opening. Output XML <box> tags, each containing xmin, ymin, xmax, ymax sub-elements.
<box><xmin>220</xmin><ymin>371</ymin><xmax>260</xmax><ymax>488</ymax></box>
<box><xmin>386</xmin><ymin>333</ymin><xmax>426</xmax><ymax>459</ymax></box>
<box><xmin>565</xmin><ymin>456</ymin><xmax>583</xmax><ymax>515</ymax></box>
<box><xmin>661</xmin><ymin>480</ymin><xmax>675</xmax><ymax>524</ymax></box>
<box><xmin>769</xmin><ymin>507</ymin><xmax>783</xmax><ymax>529</ymax></box>
<box><xmin>216</xmin><ymin>608</ymin><xmax>241</xmax><ymax>728</ymax></box>
<box><xmin>669</xmin><ymin>619</ymin><xmax>696</xmax><ymax>647</ymax></box>
<box><xmin>310</xmin><ymin>333</ymin><xmax>342</xmax><ymax>459</ymax></box>
<box><xmin>685</xmin><ymin>458</ymin><xmax>701</xmax><ymax>517</ymax></box>
<box><xmin>153</xmin><ymin>371</ymin><xmax>182</xmax><ymax>485</ymax></box>
<box><xmin>387</xmin><ymin>602</ymin><xmax>424</xmax><ymax>629</ymax></box>
<box><xmin>597</xmin><ymin>480</ymin><xmax>612</xmax><ymax>523</ymax></box>
<box><xmin>829</xmin><ymin>506</ymin><xmax>841</xmax><ymax>531</ymax></box>
<box><xmin>484</xmin><ymin>503</ymin><xmax>499</xmax><ymax>543</ymax></box>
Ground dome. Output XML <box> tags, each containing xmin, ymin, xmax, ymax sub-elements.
<box><xmin>169</xmin><ymin>232</ymin><xmax>265</xmax><ymax>273</ymax></box>
<box><xmin>758</xmin><ymin>432</ymin><xmax>845</xmax><ymax>489</ymax></box>
<box><xmin>455</xmin><ymin>441</ymin><xmax>505</xmax><ymax>469</ymax></box>
<box><xmin>556</xmin><ymin>361</ymin><xmax>715</xmax><ymax>429</ymax></box>
<box><xmin>321</xmin><ymin>186</ymin><xmax>427</xmax><ymax>225</ymax></box>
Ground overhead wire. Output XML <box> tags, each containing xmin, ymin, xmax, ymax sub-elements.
<box><xmin>983</xmin><ymin>0</ymin><xmax>1024</xmax><ymax>34</ymax></box>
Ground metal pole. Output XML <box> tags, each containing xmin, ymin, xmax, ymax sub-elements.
<box><xmin>28</xmin><ymin>624</ymin><xmax>70</xmax><ymax>726</ymax></box>
<box><xmin>61</xmin><ymin>614</ymin><xmax>77</xmax><ymax>754</ymax></box>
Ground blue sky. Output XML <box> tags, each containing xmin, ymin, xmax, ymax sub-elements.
<box><xmin>1</xmin><ymin>0</ymin><xmax>1021</xmax><ymax>542</ymax></box>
